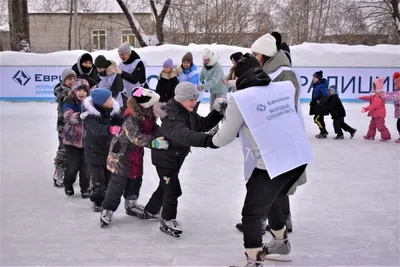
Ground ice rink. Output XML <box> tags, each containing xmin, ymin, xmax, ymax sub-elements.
<box><xmin>0</xmin><ymin>101</ymin><xmax>399</xmax><ymax>266</ymax></box>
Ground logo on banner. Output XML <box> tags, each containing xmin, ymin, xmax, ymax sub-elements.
<box><xmin>13</xmin><ymin>70</ymin><xmax>31</xmax><ymax>86</ymax></box>
<box><xmin>256</xmin><ymin>104</ymin><xmax>266</xmax><ymax>111</ymax></box>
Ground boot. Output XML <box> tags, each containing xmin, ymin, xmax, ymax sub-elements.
<box><xmin>349</xmin><ymin>128</ymin><xmax>357</xmax><ymax>139</ymax></box>
<box><xmin>244</xmin><ymin>248</ymin><xmax>265</xmax><ymax>267</ymax></box>
<box><xmin>262</xmin><ymin>227</ymin><xmax>292</xmax><ymax>262</ymax></box>
<box><xmin>125</xmin><ymin>199</ymin><xmax>145</xmax><ymax>216</ymax></box>
<box><xmin>333</xmin><ymin>135</ymin><xmax>344</xmax><ymax>140</ymax></box>
<box><xmin>315</xmin><ymin>129</ymin><xmax>328</xmax><ymax>139</ymax></box>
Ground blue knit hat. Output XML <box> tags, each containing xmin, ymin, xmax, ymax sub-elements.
<box><xmin>313</xmin><ymin>70</ymin><xmax>323</xmax><ymax>80</ymax></box>
<box><xmin>163</xmin><ymin>58</ymin><xmax>173</xmax><ymax>68</ymax></box>
<box><xmin>329</xmin><ymin>85</ymin><xmax>337</xmax><ymax>94</ymax></box>
<box><xmin>91</xmin><ymin>88</ymin><xmax>111</xmax><ymax>106</ymax></box>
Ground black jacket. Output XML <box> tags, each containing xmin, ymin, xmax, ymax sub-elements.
<box><xmin>82</xmin><ymin>97</ymin><xmax>123</xmax><ymax>166</ymax></box>
<box><xmin>324</xmin><ymin>94</ymin><xmax>346</xmax><ymax>119</ymax></box>
<box><xmin>120</xmin><ymin>50</ymin><xmax>148</xmax><ymax>88</ymax></box>
<box><xmin>151</xmin><ymin>99</ymin><xmax>223</xmax><ymax>170</ymax></box>
<box><xmin>155</xmin><ymin>76</ymin><xmax>179</xmax><ymax>103</ymax></box>
<box><xmin>71</xmin><ymin>64</ymin><xmax>101</xmax><ymax>84</ymax></box>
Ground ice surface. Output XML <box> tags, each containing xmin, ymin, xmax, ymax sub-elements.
<box><xmin>0</xmin><ymin>102</ymin><xmax>399</xmax><ymax>266</ymax></box>
<box><xmin>1</xmin><ymin>43</ymin><xmax>399</xmax><ymax>68</ymax></box>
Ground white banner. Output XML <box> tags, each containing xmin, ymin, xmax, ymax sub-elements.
<box><xmin>0</xmin><ymin>66</ymin><xmax>397</xmax><ymax>101</ymax></box>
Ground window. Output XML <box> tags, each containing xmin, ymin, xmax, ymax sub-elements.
<box><xmin>92</xmin><ymin>29</ymin><xmax>107</xmax><ymax>50</ymax></box>
<box><xmin>121</xmin><ymin>29</ymin><xmax>135</xmax><ymax>47</ymax></box>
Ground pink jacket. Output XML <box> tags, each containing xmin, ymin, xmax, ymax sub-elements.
<box><xmin>381</xmin><ymin>90</ymin><xmax>400</xmax><ymax>118</ymax></box>
<box><xmin>359</xmin><ymin>94</ymin><xmax>386</xmax><ymax>118</ymax></box>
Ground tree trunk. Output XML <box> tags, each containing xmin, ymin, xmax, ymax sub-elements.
<box><xmin>150</xmin><ymin>0</ymin><xmax>172</xmax><ymax>45</ymax></box>
<box><xmin>390</xmin><ymin>0</ymin><xmax>400</xmax><ymax>35</ymax></box>
<box><xmin>8</xmin><ymin>0</ymin><xmax>31</xmax><ymax>52</ymax></box>
<box><xmin>68</xmin><ymin>0</ymin><xmax>73</xmax><ymax>50</ymax></box>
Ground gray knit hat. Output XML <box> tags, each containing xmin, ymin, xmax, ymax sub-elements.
<box><xmin>174</xmin><ymin>82</ymin><xmax>199</xmax><ymax>102</ymax></box>
<box><xmin>61</xmin><ymin>69</ymin><xmax>77</xmax><ymax>82</ymax></box>
<box><xmin>118</xmin><ymin>41</ymin><xmax>132</xmax><ymax>55</ymax></box>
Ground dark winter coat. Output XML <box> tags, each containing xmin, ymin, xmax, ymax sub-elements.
<box><xmin>309</xmin><ymin>78</ymin><xmax>330</xmax><ymax>116</ymax></box>
<box><xmin>82</xmin><ymin>97</ymin><xmax>123</xmax><ymax>166</ymax></box>
<box><xmin>323</xmin><ymin>94</ymin><xmax>346</xmax><ymax>119</ymax></box>
<box><xmin>279</xmin><ymin>42</ymin><xmax>292</xmax><ymax>66</ymax></box>
<box><xmin>155</xmin><ymin>66</ymin><xmax>180</xmax><ymax>103</ymax></box>
<box><xmin>151</xmin><ymin>99</ymin><xmax>223</xmax><ymax>170</ymax></box>
<box><xmin>107</xmin><ymin>106</ymin><xmax>158</xmax><ymax>179</ymax></box>
<box><xmin>98</xmin><ymin>61</ymin><xmax>124</xmax><ymax>98</ymax></box>
<box><xmin>54</xmin><ymin>82</ymin><xmax>71</xmax><ymax>124</ymax></box>
<box><xmin>71</xmin><ymin>54</ymin><xmax>101</xmax><ymax>83</ymax></box>
<box><xmin>62</xmin><ymin>96</ymin><xmax>84</xmax><ymax>148</ymax></box>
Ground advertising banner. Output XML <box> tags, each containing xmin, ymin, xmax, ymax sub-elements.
<box><xmin>0</xmin><ymin>66</ymin><xmax>397</xmax><ymax>101</ymax></box>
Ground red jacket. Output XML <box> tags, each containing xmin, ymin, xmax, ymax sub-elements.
<box><xmin>359</xmin><ymin>94</ymin><xmax>386</xmax><ymax>118</ymax></box>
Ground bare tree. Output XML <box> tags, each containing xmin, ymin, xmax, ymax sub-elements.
<box><xmin>149</xmin><ymin>0</ymin><xmax>171</xmax><ymax>44</ymax></box>
<box><xmin>8</xmin><ymin>0</ymin><xmax>31</xmax><ymax>51</ymax></box>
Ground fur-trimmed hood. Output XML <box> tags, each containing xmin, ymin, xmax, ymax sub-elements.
<box><xmin>160</xmin><ymin>64</ymin><xmax>182</xmax><ymax>79</ymax></box>
<box><xmin>202</xmin><ymin>48</ymin><xmax>219</xmax><ymax>67</ymax></box>
<box><xmin>106</xmin><ymin>61</ymin><xmax>118</xmax><ymax>76</ymax></box>
<box><xmin>153</xmin><ymin>102</ymin><xmax>168</xmax><ymax>119</ymax></box>
<box><xmin>83</xmin><ymin>95</ymin><xmax>120</xmax><ymax>117</ymax></box>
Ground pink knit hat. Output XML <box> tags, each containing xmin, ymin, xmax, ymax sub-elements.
<box><xmin>373</xmin><ymin>77</ymin><xmax>384</xmax><ymax>91</ymax></box>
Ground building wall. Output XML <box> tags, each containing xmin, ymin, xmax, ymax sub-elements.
<box><xmin>29</xmin><ymin>13</ymin><xmax>154</xmax><ymax>53</ymax></box>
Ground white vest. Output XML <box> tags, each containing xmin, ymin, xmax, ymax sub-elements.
<box><xmin>232</xmin><ymin>82</ymin><xmax>313</xmax><ymax>179</ymax></box>
<box><xmin>98</xmin><ymin>74</ymin><xmax>116</xmax><ymax>90</ymax></box>
<box><xmin>117</xmin><ymin>59</ymin><xmax>144</xmax><ymax>106</ymax></box>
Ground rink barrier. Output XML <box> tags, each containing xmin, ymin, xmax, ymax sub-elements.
<box><xmin>0</xmin><ymin>66</ymin><xmax>398</xmax><ymax>102</ymax></box>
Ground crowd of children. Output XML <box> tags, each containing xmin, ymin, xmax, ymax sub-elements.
<box><xmin>51</xmin><ymin>38</ymin><xmax>399</xmax><ymax>266</ymax></box>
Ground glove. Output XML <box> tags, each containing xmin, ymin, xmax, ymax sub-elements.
<box><xmin>361</xmin><ymin>107</ymin><xmax>368</xmax><ymax>113</ymax></box>
<box><xmin>80</xmin><ymin>111</ymin><xmax>89</xmax><ymax>120</ymax></box>
<box><xmin>205</xmin><ymin>135</ymin><xmax>218</xmax><ymax>149</ymax></box>
<box><xmin>213</xmin><ymin>97</ymin><xmax>228</xmax><ymax>114</ymax></box>
<box><xmin>109</xmin><ymin>126</ymin><xmax>121</xmax><ymax>135</ymax></box>
<box><xmin>152</xmin><ymin>137</ymin><xmax>169</xmax><ymax>150</ymax></box>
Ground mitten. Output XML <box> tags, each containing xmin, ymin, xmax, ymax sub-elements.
<box><xmin>80</xmin><ymin>111</ymin><xmax>90</xmax><ymax>120</ymax></box>
<box><xmin>213</xmin><ymin>98</ymin><xmax>228</xmax><ymax>114</ymax></box>
<box><xmin>205</xmin><ymin>135</ymin><xmax>218</xmax><ymax>149</ymax></box>
<box><xmin>361</xmin><ymin>107</ymin><xmax>368</xmax><ymax>113</ymax></box>
<box><xmin>152</xmin><ymin>137</ymin><xmax>169</xmax><ymax>150</ymax></box>
<box><xmin>109</xmin><ymin>126</ymin><xmax>122</xmax><ymax>135</ymax></box>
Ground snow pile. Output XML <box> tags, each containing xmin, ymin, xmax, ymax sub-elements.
<box><xmin>0</xmin><ymin>43</ymin><xmax>399</xmax><ymax>68</ymax></box>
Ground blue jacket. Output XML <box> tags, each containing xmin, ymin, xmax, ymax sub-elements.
<box><xmin>178</xmin><ymin>65</ymin><xmax>200</xmax><ymax>86</ymax></box>
<box><xmin>312</xmin><ymin>79</ymin><xmax>329</xmax><ymax>100</ymax></box>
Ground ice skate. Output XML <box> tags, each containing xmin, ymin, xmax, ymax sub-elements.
<box><xmin>244</xmin><ymin>248</ymin><xmax>265</xmax><ymax>267</ymax></box>
<box><xmin>380</xmin><ymin>138</ymin><xmax>391</xmax><ymax>142</ymax></box>
<box><xmin>81</xmin><ymin>189</ymin><xmax>90</xmax><ymax>199</ymax></box>
<box><xmin>139</xmin><ymin>209</ymin><xmax>160</xmax><ymax>220</ymax></box>
<box><xmin>125</xmin><ymin>199</ymin><xmax>145</xmax><ymax>217</ymax></box>
<box><xmin>363</xmin><ymin>135</ymin><xmax>374</xmax><ymax>140</ymax></box>
<box><xmin>100</xmin><ymin>209</ymin><xmax>113</xmax><ymax>227</ymax></box>
<box><xmin>333</xmin><ymin>135</ymin><xmax>344</xmax><ymax>140</ymax></box>
<box><xmin>315</xmin><ymin>129</ymin><xmax>328</xmax><ymax>139</ymax></box>
<box><xmin>262</xmin><ymin>228</ymin><xmax>292</xmax><ymax>262</ymax></box>
<box><xmin>92</xmin><ymin>202</ymin><xmax>102</xmax><ymax>212</ymax></box>
<box><xmin>349</xmin><ymin>128</ymin><xmax>357</xmax><ymax>139</ymax></box>
<box><xmin>159</xmin><ymin>219</ymin><xmax>182</xmax><ymax>238</ymax></box>
<box><xmin>53</xmin><ymin>168</ymin><xmax>64</xmax><ymax>187</ymax></box>
<box><xmin>64</xmin><ymin>187</ymin><xmax>74</xmax><ymax>196</ymax></box>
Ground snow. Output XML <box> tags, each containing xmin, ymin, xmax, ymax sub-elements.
<box><xmin>0</xmin><ymin>102</ymin><xmax>399</xmax><ymax>266</ymax></box>
<box><xmin>1</xmin><ymin>43</ymin><xmax>399</xmax><ymax>68</ymax></box>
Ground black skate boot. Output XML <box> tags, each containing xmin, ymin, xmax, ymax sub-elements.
<box><xmin>92</xmin><ymin>202</ymin><xmax>102</xmax><ymax>212</ymax></box>
<box><xmin>315</xmin><ymin>129</ymin><xmax>328</xmax><ymax>139</ymax></box>
<box><xmin>125</xmin><ymin>199</ymin><xmax>145</xmax><ymax>217</ymax></box>
<box><xmin>160</xmin><ymin>219</ymin><xmax>182</xmax><ymax>238</ymax></box>
<box><xmin>262</xmin><ymin>228</ymin><xmax>292</xmax><ymax>262</ymax></box>
<box><xmin>81</xmin><ymin>189</ymin><xmax>90</xmax><ymax>199</ymax></box>
<box><xmin>333</xmin><ymin>134</ymin><xmax>344</xmax><ymax>140</ymax></box>
<box><xmin>349</xmin><ymin>128</ymin><xmax>357</xmax><ymax>139</ymax></box>
<box><xmin>139</xmin><ymin>209</ymin><xmax>160</xmax><ymax>220</ymax></box>
<box><xmin>100</xmin><ymin>209</ymin><xmax>113</xmax><ymax>227</ymax></box>
<box><xmin>65</xmin><ymin>186</ymin><xmax>74</xmax><ymax>196</ymax></box>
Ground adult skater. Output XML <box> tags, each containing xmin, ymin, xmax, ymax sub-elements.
<box><xmin>207</xmin><ymin>54</ymin><xmax>312</xmax><ymax>265</ymax></box>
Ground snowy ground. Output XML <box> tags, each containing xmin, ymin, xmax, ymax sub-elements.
<box><xmin>0</xmin><ymin>102</ymin><xmax>399</xmax><ymax>266</ymax></box>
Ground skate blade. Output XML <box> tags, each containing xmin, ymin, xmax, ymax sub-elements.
<box><xmin>159</xmin><ymin>226</ymin><xmax>181</xmax><ymax>238</ymax></box>
<box><xmin>264</xmin><ymin>254</ymin><xmax>292</xmax><ymax>262</ymax></box>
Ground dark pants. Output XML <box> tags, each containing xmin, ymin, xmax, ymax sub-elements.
<box><xmin>397</xmin><ymin>118</ymin><xmax>400</xmax><ymax>134</ymax></box>
<box><xmin>102</xmin><ymin>173</ymin><xmax>143</xmax><ymax>211</ymax></box>
<box><xmin>88</xmin><ymin>165</ymin><xmax>111</xmax><ymax>205</ymax></box>
<box><xmin>55</xmin><ymin>121</ymin><xmax>66</xmax><ymax>169</ymax></box>
<box><xmin>145</xmin><ymin>167</ymin><xmax>181</xmax><ymax>220</ymax></box>
<box><xmin>262</xmin><ymin>196</ymin><xmax>290</xmax><ymax>221</ymax></box>
<box><xmin>242</xmin><ymin>164</ymin><xmax>307</xmax><ymax>249</ymax></box>
<box><xmin>333</xmin><ymin>118</ymin><xmax>352</xmax><ymax>136</ymax></box>
<box><xmin>64</xmin><ymin>145</ymin><xmax>89</xmax><ymax>192</ymax></box>
<box><xmin>313</xmin><ymin>115</ymin><xmax>326</xmax><ymax>131</ymax></box>
<box><xmin>193</xmin><ymin>101</ymin><xmax>201</xmax><ymax>114</ymax></box>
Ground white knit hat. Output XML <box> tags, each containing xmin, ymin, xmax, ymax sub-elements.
<box><xmin>251</xmin><ymin>34</ymin><xmax>278</xmax><ymax>57</ymax></box>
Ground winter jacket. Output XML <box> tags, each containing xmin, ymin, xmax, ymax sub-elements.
<box><xmin>82</xmin><ymin>97</ymin><xmax>122</xmax><ymax>166</ymax></box>
<box><xmin>107</xmin><ymin>106</ymin><xmax>158</xmax><ymax>179</ymax></box>
<box><xmin>62</xmin><ymin>96</ymin><xmax>84</xmax><ymax>148</ymax></box>
<box><xmin>226</xmin><ymin>66</ymin><xmax>238</xmax><ymax>92</ymax></box>
<box><xmin>71</xmin><ymin>54</ymin><xmax>101</xmax><ymax>83</ymax></box>
<box><xmin>381</xmin><ymin>90</ymin><xmax>400</xmax><ymax>118</ymax></box>
<box><xmin>324</xmin><ymin>94</ymin><xmax>346</xmax><ymax>119</ymax></box>
<box><xmin>215</xmin><ymin>67</ymin><xmax>307</xmax><ymax>195</ymax></box>
<box><xmin>200</xmin><ymin>62</ymin><xmax>229</xmax><ymax>94</ymax></box>
<box><xmin>359</xmin><ymin>94</ymin><xmax>387</xmax><ymax>118</ymax></box>
<box><xmin>261</xmin><ymin>50</ymin><xmax>300</xmax><ymax>111</ymax></box>
<box><xmin>151</xmin><ymin>99</ymin><xmax>223</xmax><ymax>170</ymax></box>
<box><xmin>98</xmin><ymin>61</ymin><xmax>124</xmax><ymax>99</ymax></box>
<box><xmin>54</xmin><ymin>83</ymin><xmax>71</xmax><ymax>123</ymax></box>
<box><xmin>155</xmin><ymin>65</ymin><xmax>180</xmax><ymax>103</ymax></box>
<box><xmin>309</xmin><ymin>79</ymin><xmax>330</xmax><ymax>116</ymax></box>
<box><xmin>279</xmin><ymin>42</ymin><xmax>292</xmax><ymax>66</ymax></box>
<box><xmin>178</xmin><ymin>64</ymin><xmax>200</xmax><ymax>86</ymax></box>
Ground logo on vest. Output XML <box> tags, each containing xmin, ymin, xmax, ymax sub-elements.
<box><xmin>256</xmin><ymin>104</ymin><xmax>266</xmax><ymax>111</ymax></box>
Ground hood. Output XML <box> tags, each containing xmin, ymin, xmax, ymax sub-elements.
<box><xmin>83</xmin><ymin>96</ymin><xmax>120</xmax><ymax>117</ymax></box>
<box><xmin>262</xmin><ymin>50</ymin><xmax>291</xmax><ymax>74</ymax></box>
<box><xmin>160</xmin><ymin>64</ymin><xmax>182</xmax><ymax>79</ymax></box>
<box><xmin>202</xmin><ymin>48</ymin><xmax>219</xmax><ymax>67</ymax></box>
<box><xmin>105</xmin><ymin>61</ymin><xmax>118</xmax><ymax>76</ymax></box>
<box><xmin>77</xmin><ymin>53</ymin><xmax>93</xmax><ymax>76</ymax></box>
<box><xmin>236</xmin><ymin>67</ymin><xmax>271</xmax><ymax>90</ymax></box>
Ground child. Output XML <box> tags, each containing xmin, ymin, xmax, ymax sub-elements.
<box><xmin>53</xmin><ymin>69</ymin><xmax>77</xmax><ymax>187</ymax></box>
<box><xmin>81</xmin><ymin>89</ymin><xmax>123</xmax><ymax>212</ymax></box>
<box><xmin>223</xmin><ymin>52</ymin><xmax>243</xmax><ymax>92</ymax></box>
<box><xmin>100</xmin><ymin>87</ymin><xmax>167</xmax><ymax>226</ymax></box>
<box><xmin>63</xmin><ymin>79</ymin><xmax>91</xmax><ymax>197</ymax></box>
<box><xmin>358</xmin><ymin>77</ymin><xmax>391</xmax><ymax>141</ymax></box>
<box><xmin>155</xmin><ymin>58</ymin><xmax>180</xmax><ymax>103</ymax></box>
<box><xmin>381</xmin><ymin>72</ymin><xmax>400</xmax><ymax>143</ymax></box>
<box><xmin>71</xmin><ymin>53</ymin><xmax>101</xmax><ymax>83</ymax></box>
<box><xmin>178</xmin><ymin>52</ymin><xmax>203</xmax><ymax>113</ymax></box>
<box><xmin>324</xmin><ymin>85</ymin><xmax>357</xmax><ymax>139</ymax></box>
<box><xmin>140</xmin><ymin>82</ymin><xmax>225</xmax><ymax>237</ymax></box>
<box><xmin>95</xmin><ymin>55</ymin><xmax>124</xmax><ymax>105</ymax></box>
<box><xmin>309</xmin><ymin>71</ymin><xmax>330</xmax><ymax>138</ymax></box>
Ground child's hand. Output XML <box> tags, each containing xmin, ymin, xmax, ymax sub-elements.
<box><xmin>223</xmin><ymin>80</ymin><xmax>229</xmax><ymax>85</ymax></box>
<box><xmin>152</xmin><ymin>137</ymin><xmax>169</xmax><ymax>150</ymax></box>
<box><xmin>197</xmin><ymin>85</ymin><xmax>203</xmax><ymax>91</ymax></box>
<box><xmin>213</xmin><ymin>98</ymin><xmax>228</xmax><ymax>114</ymax></box>
<box><xmin>80</xmin><ymin>111</ymin><xmax>90</xmax><ymax>120</ymax></box>
<box><xmin>109</xmin><ymin>126</ymin><xmax>121</xmax><ymax>135</ymax></box>
<box><xmin>361</xmin><ymin>107</ymin><xmax>367</xmax><ymax>113</ymax></box>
